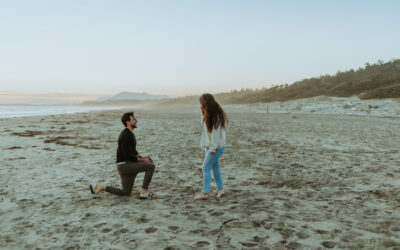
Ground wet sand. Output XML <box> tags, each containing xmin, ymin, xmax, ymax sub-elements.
<box><xmin>1</xmin><ymin>105</ymin><xmax>399</xmax><ymax>249</ymax></box>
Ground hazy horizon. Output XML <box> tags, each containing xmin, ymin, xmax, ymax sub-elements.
<box><xmin>0</xmin><ymin>90</ymin><xmax>188</xmax><ymax>105</ymax></box>
<box><xmin>1</xmin><ymin>56</ymin><xmax>397</xmax><ymax>104</ymax></box>
<box><xmin>1</xmin><ymin>1</ymin><xmax>400</xmax><ymax>102</ymax></box>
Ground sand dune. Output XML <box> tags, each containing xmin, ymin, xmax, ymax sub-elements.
<box><xmin>1</xmin><ymin>104</ymin><xmax>399</xmax><ymax>249</ymax></box>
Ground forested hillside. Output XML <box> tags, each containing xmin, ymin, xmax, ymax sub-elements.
<box><xmin>162</xmin><ymin>59</ymin><xmax>400</xmax><ymax>105</ymax></box>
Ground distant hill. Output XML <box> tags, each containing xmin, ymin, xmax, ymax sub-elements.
<box><xmin>81</xmin><ymin>99</ymin><xmax>160</xmax><ymax>106</ymax></box>
<box><xmin>160</xmin><ymin>59</ymin><xmax>400</xmax><ymax>105</ymax></box>
<box><xmin>96</xmin><ymin>92</ymin><xmax>170</xmax><ymax>102</ymax></box>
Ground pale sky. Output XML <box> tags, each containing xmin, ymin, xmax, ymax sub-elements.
<box><xmin>1</xmin><ymin>0</ymin><xmax>399</xmax><ymax>98</ymax></box>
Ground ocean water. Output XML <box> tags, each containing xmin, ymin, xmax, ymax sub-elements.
<box><xmin>0</xmin><ymin>105</ymin><xmax>124</xmax><ymax>118</ymax></box>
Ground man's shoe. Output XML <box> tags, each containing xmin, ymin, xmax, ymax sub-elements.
<box><xmin>89</xmin><ymin>184</ymin><xmax>98</xmax><ymax>199</ymax></box>
<box><xmin>139</xmin><ymin>192</ymin><xmax>154</xmax><ymax>200</ymax></box>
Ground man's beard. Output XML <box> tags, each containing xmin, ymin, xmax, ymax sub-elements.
<box><xmin>130</xmin><ymin>124</ymin><xmax>137</xmax><ymax>129</ymax></box>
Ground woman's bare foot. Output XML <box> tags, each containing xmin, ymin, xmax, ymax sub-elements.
<box><xmin>194</xmin><ymin>192</ymin><xmax>209</xmax><ymax>200</ymax></box>
<box><xmin>215</xmin><ymin>190</ymin><xmax>224</xmax><ymax>198</ymax></box>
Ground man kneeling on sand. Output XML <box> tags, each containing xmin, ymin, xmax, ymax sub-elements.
<box><xmin>91</xmin><ymin>112</ymin><xmax>156</xmax><ymax>199</ymax></box>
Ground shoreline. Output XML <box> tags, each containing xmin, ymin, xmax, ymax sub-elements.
<box><xmin>0</xmin><ymin>105</ymin><xmax>132</xmax><ymax>119</ymax></box>
<box><xmin>2</xmin><ymin>96</ymin><xmax>400</xmax><ymax>119</ymax></box>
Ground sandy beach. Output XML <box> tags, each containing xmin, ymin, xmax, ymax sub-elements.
<box><xmin>1</xmin><ymin>103</ymin><xmax>399</xmax><ymax>249</ymax></box>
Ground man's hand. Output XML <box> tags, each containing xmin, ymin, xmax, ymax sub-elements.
<box><xmin>146</xmin><ymin>156</ymin><xmax>153</xmax><ymax>163</ymax></box>
<box><xmin>140</xmin><ymin>156</ymin><xmax>153</xmax><ymax>163</ymax></box>
<box><xmin>210</xmin><ymin>152</ymin><xmax>215</xmax><ymax>155</ymax></box>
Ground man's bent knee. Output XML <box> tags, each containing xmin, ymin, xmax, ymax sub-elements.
<box><xmin>148</xmin><ymin>163</ymin><xmax>155</xmax><ymax>172</ymax></box>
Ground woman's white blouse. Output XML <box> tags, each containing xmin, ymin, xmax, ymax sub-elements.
<box><xmin>200</xmin><ymin>122</ymin><xmax>226</xmax><ymax>152</ymax></box>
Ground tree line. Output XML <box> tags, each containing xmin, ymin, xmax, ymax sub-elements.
<box><xmin>211</xmin><ymin>59</ymin><xmax>400</xmax><ymax>104</ymax></box>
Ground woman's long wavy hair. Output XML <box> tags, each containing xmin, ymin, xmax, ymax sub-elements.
<box><xmin>199</xmin><ymin>93</ymin><xmax>228</xmax><ymax>132</ymax></box>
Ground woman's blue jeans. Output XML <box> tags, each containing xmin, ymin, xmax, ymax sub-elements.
<box><xmin>202</xmin><ymin>146</ymin><xmax>225</xmax><ymax>194</ymax></box>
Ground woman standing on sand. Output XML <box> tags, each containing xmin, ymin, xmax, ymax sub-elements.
<box><xmin>194</xmin><ymin>93</ymin><xmax>228</xmax><ymax>200</ymax></box>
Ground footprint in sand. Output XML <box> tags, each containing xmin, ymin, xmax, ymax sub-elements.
<box><xmin>280</xmin><ymin>228</ymin><xmax>295</xmax><ymax>238</ymax></box>
<box><xmin>42</xmin><ymin>147</ymin><xmax>55</xmax><ymax>151</ymax></box>
<box><xmin>189</xmin><ymin>229</ymin><xmax>204</xmax><ymax>234</ymax></box>
<box><xmin>112</xmin><ymin>228</ymin><xmax>129</xmax><ymax>236</ymax></box>
<box><xmin>251</xmin><ymin>220</ymin><xmax>264</xmax><ymax>227</ymax></box>
<box><xmin>230</xmin><ymin>205</ymin><xmax>239</xmax><ymax>210</ymax></box>
<box><xmin>252</xmin><ymin>236</ymin><xmax>265</xmax><ymax>243</ymax></box>
<box><xmin>240</xmin><ymin>242</ymin><xmax>258</xmax><ymax>247</ymax></box>
<box><xmin>145</xmin><ymin>227</ymin><xmax>157</xmax><ymax>233</ymax></box>
<box><xmin>315</xmin><ymin>229</ymin><xmax>330</xmax><ymax>235</ymax></box>
<box><xmin>136</xmin><ymin>217</ymin><xmax>149</xmax><ymax>223</ymax></box>
<box><xmin>195</xmin><ymin>241</ymin><xmax>210</xmax><ymax>247</ymax></box>
<box><xmin>287</xmin><ymin>241</ymin><xmax>302</xmax><ymax>249</ymax></box>
<box><xmin>101</xmin><ymin>228</ymin><xmax>112</xmax><ymax>233</ymax></box>
<box><xmin>295</xmin><ymin>231</ymin><xmax>309</xmax><ymax>239</ymax></box>
<box><xmin>210</xmin><ymin>211</ymin><xmax>224</xmax><ymax>216</ymax></box>
<box><xmin>11</xmin><ymin>217</ymin><xmax>23</xmax><ymax>222</ymax></box>
<box><xmin>168</xmin><ymin>226</ymin><xmax>181</xmax><ymax>232</ymax></box>
<box><xmin>321</xmin><ymin>241</ymin><xmax>336</xmax><ymax>248</ymax></box>
<box><xmin>264</xmin><ymin>223</ymin><xmax>273</xmax><ymax>229</ymax></box>
<box><xmin>93</xmin><ymin>222</ymin><xmax>107</xmax><ymax>228</ymax></box>
<box><xmin>160</xmin><ymin>213</ymin><xmax>171</xmax><ymax>219</ymax></box>
<box><xmin>163</xmin><ymin>247</ymin><xmax>180</xmax><ymax>250</ymax></box>
<box><xmin>84</xmin><ymin>212</ymin><xmax>94</xmax><ymax>218</ymax></box>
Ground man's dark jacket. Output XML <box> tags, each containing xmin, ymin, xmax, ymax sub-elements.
<box><xmin>116</xmin><ymin>128</ymin><xmax>138</xmax><ymax>163</ymax></box>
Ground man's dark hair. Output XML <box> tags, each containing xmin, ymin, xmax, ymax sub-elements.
<box><xmin>121</xmin><ymin>112</ymin><xmax>134</xmax><ymax>127</ymax></box>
